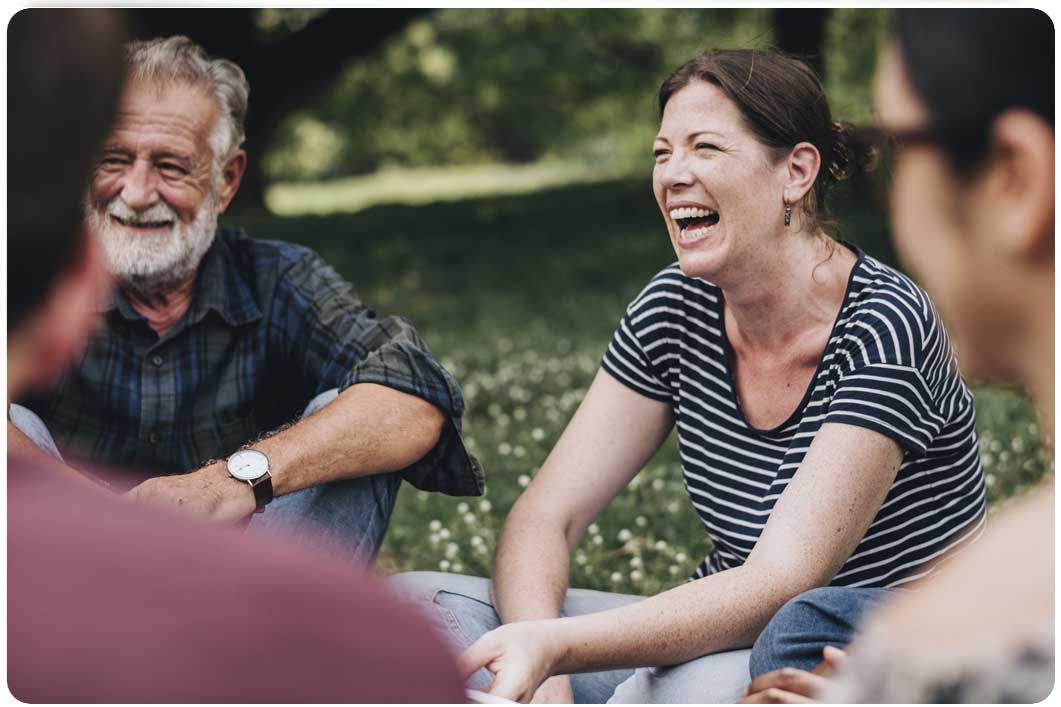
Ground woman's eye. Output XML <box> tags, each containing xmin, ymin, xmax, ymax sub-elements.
<box><xmin>653</xmin><ymin>149</ymin><xmax>670</xmax><ymax>162</ymax></box>
<box><xmin>696</xmin><ymin>143</ymin><xmax>718</xmax><ymax>152</ymax></box>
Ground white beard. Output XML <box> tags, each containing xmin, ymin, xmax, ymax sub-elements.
<box><xmin>87</xmin><ymin>192</ymin><xmax>219</xmax><ymax>294</ymax></box>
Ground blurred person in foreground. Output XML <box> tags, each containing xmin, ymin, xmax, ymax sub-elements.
<box><xmin>395</xmin><ymin>46</ymin><xmax>986</xmax><ymax>703</ymax></box>
<box><xmin>8</xmin><ymin>33</ymin><xmax>482</xmax><ymax>561</ymax></box>
<box><xmin>7</xmin><ymin>9</ymin><xmax>463</xmax><ymax>702</ymax></box>
<box><xmin>743</xmin><ymin>8</ymin><xmax>1053</xmax><ymax>702</ymax></box>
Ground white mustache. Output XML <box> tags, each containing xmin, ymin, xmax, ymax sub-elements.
<box><xmin>105</xmin><ymin>197</ymin><xmax>178</xmax><ymax>225</ymax></box>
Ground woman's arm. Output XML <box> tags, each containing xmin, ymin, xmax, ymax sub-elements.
<box><xmin>461</xmin><ymin>422</ymin><xmax>904</xmax><ymax>701</ymax></box>
<box><xmin>488</xmin><ymin>370</ymin><xmax>672</xmax><ymax>701</ymax></box>
<box><xmin>492</xmin><ymin>369</ymin><xmax>674</xmax><ymax>623</ymax></box>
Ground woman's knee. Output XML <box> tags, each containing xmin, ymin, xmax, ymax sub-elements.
<box><xmin>750</xmin><ymin>587</ymin><xmax>854</xmax><ymax>677</ymax></box>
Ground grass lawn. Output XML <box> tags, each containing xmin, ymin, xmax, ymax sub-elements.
<box><xmin>228</xmin><ymin>174</ymin><xmax>1049</xmax><ymax>594</ymax></box>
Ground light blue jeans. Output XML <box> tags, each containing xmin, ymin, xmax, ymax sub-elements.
<box><xmin>9</xmin><ymin>389</ymin><xmax>400</xmax><ymax>564</ymax></box>
<box><xmin>391</xmin><ymin>571</ymin><xmax>753</xmax><ymax>703</ymax></box>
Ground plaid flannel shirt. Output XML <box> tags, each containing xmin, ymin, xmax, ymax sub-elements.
<box><xmin>23</xmin><ymin>227</ymin><xmax>483</xmax><ymax>496</ymax></box>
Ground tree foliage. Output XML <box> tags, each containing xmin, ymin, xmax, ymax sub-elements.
<box><xmin>265</xmin><ymin>9</ymin><xmax>779</xmax><ymax>180</ymax></box>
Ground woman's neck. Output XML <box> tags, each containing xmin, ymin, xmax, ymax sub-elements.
<box><xmin>123</xmin><ymin>272</ymin><xmax>198</xmax><ymax>338</ymax></box>
<box><xmin>720</xmin><ymin>234</ymin><xmax>855</xmax><ymax>354</ymax></box>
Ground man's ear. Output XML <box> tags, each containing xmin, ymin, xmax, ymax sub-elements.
<box><xmin>16</xmin><ymin>230</ymin><xmax>113</xmax><ymax>392</ymax></box>
<box><xmin>783</xmin><ymin>141</ymin><xmax>822</xmax><ymax>208</ymax></box>
<box><xmin>216</xmin><ymin>148</ymin><xmax>247</xmax><ymax>214</ymax></box>
<box><xmin>984</xmin><ymin>110</ymin><xmax>1054</xmax><ymax>261</ymax></box>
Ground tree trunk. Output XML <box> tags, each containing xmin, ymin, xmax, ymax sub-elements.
<box><xmin>772</xmin><ymin>9</ymin><xmax>830</xmax><ymax>79</ymax></box>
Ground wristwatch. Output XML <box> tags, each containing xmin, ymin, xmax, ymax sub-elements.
<box><xmin>226</xmin><ymin>448</ymin><xmax>273</xmax><ymax>513</ymax></box>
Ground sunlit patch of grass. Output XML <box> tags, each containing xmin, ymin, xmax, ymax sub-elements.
<box><xmin>265</xmin><ymin>160</ymin><xmax>634</xmax><ymax>216</ymax></box>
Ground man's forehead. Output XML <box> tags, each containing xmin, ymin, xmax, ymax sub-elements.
<box><xmin>108</xmin><ymin>78</ymin><xmax>219</xmax><ymax>146</ymax></box>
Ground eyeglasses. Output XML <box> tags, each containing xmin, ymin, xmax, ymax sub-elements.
<box><xmin>861</xmin><ymin>121</ymin><xmax>989</xmax><ymax>155</ymax></box>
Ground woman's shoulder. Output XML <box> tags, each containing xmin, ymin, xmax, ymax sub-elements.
<box><xmin>839</xmin><ymin>253</ymin><xmax>950</xmax><ymax>369</ymax></box>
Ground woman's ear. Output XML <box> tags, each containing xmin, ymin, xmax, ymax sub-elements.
<box><xmin>783</xmin><ymin>141</ymin><xmax>822</xmax><ymax>206</ymax></box>
<box><xmin>983</xmin><ymin>110</ymin><xmax>1054</xmax><ymax>261</ymax></box>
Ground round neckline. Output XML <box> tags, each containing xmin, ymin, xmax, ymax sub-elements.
<box><xmin>715</xmin><ymin>241</ymin><xmax>865</xmax><ymax>436</ymax></box>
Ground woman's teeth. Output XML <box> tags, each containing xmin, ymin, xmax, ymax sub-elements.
<box><xmin>668</xmin><ymin>206</ymin><xmax>720</xmax><ymax>241</ymax></box>
<box><xmin>669</xmin><ymin>207</ymin><xmax>716</xmax><ymax>220</ymax></box>
<box><xmin>680</xmin><ymin>226</ymin><xmax>712</xmax><ymax>242</ymax></box>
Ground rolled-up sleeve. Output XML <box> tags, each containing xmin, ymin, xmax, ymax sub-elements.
<box><xmin>273</xmin><ymin>249</ymin><xmax>483</xmax><ymax>496</ymax></box>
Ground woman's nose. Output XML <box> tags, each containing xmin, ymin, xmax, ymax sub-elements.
<box><xmin>658</xmin><ymin>151</ymin><xmax>693</xmax><ymax>191</ymax></box>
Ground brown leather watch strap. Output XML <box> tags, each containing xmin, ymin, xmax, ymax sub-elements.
<box><xmin>249</xmin><ymin>472</ymin><xmax>273</xmax><ymax>513</ymax></box>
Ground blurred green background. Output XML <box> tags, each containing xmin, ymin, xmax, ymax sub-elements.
<box><xmin>192</xmin><ymin>8</ymin><xmax>1049</xmax><ymax>592</ymax></box>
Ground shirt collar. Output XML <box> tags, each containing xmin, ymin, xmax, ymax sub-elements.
<box><xmin>97</xmin><ymin>226</ymin><xmax>263</xmax><ymax>328</ymax></box>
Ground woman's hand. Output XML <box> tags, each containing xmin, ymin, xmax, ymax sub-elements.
<box><xmin>458</xmin><ymin>620</ymin><xmax>565</xmax><ymax>703</ymax></box>
<box><xmin>531</xmin><ymin>675</ymin><xmax>574</xmax><ymax>704</ymax></box>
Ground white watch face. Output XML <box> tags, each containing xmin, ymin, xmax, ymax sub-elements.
<box><xmin>227</xmin><ymin>449</ymin><xmax>269</xmax><ymax>481</ymax></box>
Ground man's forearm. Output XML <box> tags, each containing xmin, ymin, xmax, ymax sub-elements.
<box><xmin>248</xmin><ymin>382</ymin><xmax>446</xmax><ymax>496</ymax></box>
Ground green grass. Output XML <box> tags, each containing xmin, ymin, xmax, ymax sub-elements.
<box><xmin>265</xmin><ymin>161</ymin><xmax>634</xmax><ymax>216</ymax></box>
<box><xmin>228</xmin><ymin>175</ymin><xmax>1049</xmax><ymax>594</ymax></box>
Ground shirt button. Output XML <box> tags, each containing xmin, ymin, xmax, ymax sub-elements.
<box><xmin>148</xmin><ymin>431</ymin><xmax>159</xmax><ymax>445</ymax></box>
<box><xmin>151</xmin><ymin>354</ymin><xmax>163</xmax><ymax>367</ymax></box>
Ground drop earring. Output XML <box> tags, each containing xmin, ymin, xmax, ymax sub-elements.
<box><xmin>784</xmin><ymin>204</ymin><xmax>792</xmax><ymax>227</ymax></box>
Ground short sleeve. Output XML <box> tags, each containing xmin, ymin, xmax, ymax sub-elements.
<box><xmin>601</xmin><ymin>267</ymin><xmax>686</xmax><ymax>403</ymax></box>
<box><xmin>824</xmin><ymin>295</ymin><xmax>949</xmax><ymax>458</ymax></box>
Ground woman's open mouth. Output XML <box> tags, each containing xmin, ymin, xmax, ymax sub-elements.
<box><xmin>669</xmin><ymin>207</ymin><xmax>720</xmax><ymax>242</ymax></box>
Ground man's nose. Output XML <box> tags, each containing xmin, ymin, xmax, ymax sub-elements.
<box><xmin>118</xmin><ymin>160</ymin><xmax>159</xmax><ymax>210</ymax></box>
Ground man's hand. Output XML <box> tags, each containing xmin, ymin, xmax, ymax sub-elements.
<box><xmin>530</xmin><ymin>675</ymin><xmax>574</xmax><ymax>704</ymax></box>
<box><xmin>740</xmin><ymin>646</ymin><xmax>847</xmax><ymax>704</ymax></box>
<box><xmin>125</xmin><ymin>461</ymin><xmax>255</xmax><ymax>524</ymax></box>
<box><xmin>458</xmin><ymin>620</ymin><xmax>564</xmax><ymax>703</ymax></box>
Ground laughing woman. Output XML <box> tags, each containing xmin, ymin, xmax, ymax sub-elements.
<box><xmin>395</xmin><ymin>49</ymin><xmax>985</xmax><ymax>703</ymax></box>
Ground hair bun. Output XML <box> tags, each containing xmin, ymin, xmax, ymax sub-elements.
<box><xmin>829</xmin><ymin>120</ymin><xmax>879</xmax><ymax>182</ymax></box>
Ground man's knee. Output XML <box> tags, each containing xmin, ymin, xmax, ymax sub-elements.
<box><xmin>8</xmin><ymin>403</ymin><xmax>63</xmax><ymax>461</ymax></box>
<box><xmin>301</xmin><ymin>388</ymin><xmax>340</xmax><ymax>420</ymax></box>
<box><xmin>750</xmin><ymin>587</ymin><xmax>856</xmax><ymax>678</ymax></box>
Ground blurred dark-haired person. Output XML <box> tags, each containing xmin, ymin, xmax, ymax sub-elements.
<box><xmin>7</xmin><ymin>9</ymin><xmax>464</xmax><ymax>702</ymax></box>
<box><xmin>743</xmin><ymin>8</ymin><xmax>1052</xmax><ymax>703</ymax></box>
<box><xmin>9</xmin><ymin>34</ymin><xmax>482</xmax><ymax>560</ymax></box>
<box><xmin>394</xmin><ymin>46</ymin><xmax>985</xmax><ymax>703</ymax></box>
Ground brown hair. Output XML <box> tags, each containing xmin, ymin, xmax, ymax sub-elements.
<box><xmin>659</xmin><ymin>49</ymin><xmax>876</xmax><ymax>232</ymax></box>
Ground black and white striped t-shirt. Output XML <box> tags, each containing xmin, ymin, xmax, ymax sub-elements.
<box><xmin>601</xmin><ymin>246</ymin><xmax>986</xmax><ymax>588</ymax></box>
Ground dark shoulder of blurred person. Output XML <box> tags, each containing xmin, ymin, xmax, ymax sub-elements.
<box><xmin>7</xmin><ymin>10</ymin><xmax>463</xmax><ymax>703</ymax></box>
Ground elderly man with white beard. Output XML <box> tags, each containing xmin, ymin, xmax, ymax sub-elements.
<box><xmin>8</xmin><ymin>35</ymin><xmax>483</xmax><ymax>559</ymax></box>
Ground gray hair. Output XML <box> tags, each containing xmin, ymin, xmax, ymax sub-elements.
<box><xmin>125</xmin><ymin>36</ymin><xmax>249</xmax><ymax>169</ymax></box>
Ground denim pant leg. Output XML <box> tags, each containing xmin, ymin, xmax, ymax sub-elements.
<box><xmin>390</xmin><ymin>572</ymin><xmax>640</xmax><ymax>703</ymax></box>
<box><xmin>749</xmin><ymin>586</ymin><xmax>898</xmax><ymax>677</ymax></box>
<box><xmin>247</xmin><ymin>388</ymin><xmax>401</xmax><ymax>565</ymax></box>
<box><xmin>606</xmin><ymin>648</ymin><xmax>752</xmax><ymax>704</ymax></box>
<box><xmin>8</xmin><ymin>404</ymin><xmax>64</xmax><ymax>461</ymax></box>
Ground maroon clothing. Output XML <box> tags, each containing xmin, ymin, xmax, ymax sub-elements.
<box><xmin>7</xmin><ymin>454</ymin><xmax>464</xmax><ymax>703</ymax></box>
